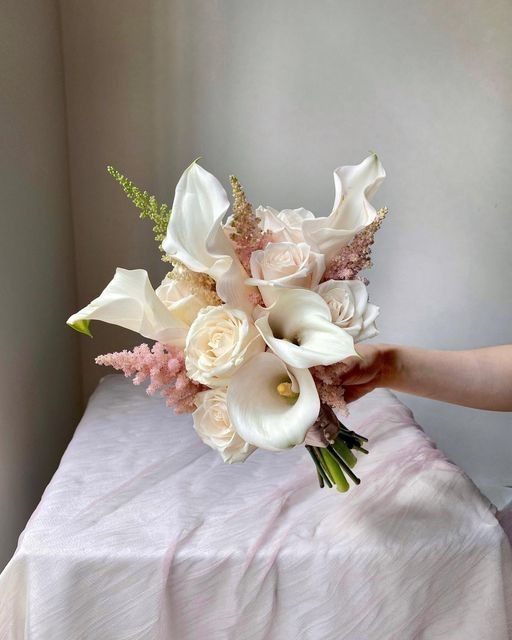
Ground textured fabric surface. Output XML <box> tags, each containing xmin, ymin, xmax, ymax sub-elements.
<box><xmin>1</xmin><ymin>374</ymin><xmax>511</xmax><ymax>639</ymax></box>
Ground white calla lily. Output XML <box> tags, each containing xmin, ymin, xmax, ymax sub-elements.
<box><xmin>227</xmin><ymin>351</ymin><xmax>320</xmax><ymax>451</ymax></box>
<box><xmin>67</xmin><ymin>268</ymin><xmax>188</xmax><ymax>345</ymax></box>
<box><xmin>163</xmin><ymin>161</ymin><xmax>229</xmax><ymax>273</ymax></box>
<box><xmin>254</xmin><ymin>288</ymin><xmax>357</xmax><ymax>368</ymax></box>
<box><xmin>162</xmin><ymin>162</ymin><xmax>252</xmax><ymax>312</ymax></box>
<box><xmin>302</xmin><ymin>153</ymin><xmax>385</xmax><ymax>261</ymax></box>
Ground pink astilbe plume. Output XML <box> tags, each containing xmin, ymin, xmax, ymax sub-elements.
<box><xmin>322</xmin><ymin>207</ymin><xmax>388</xmax><ymax>283</ymax></box>
<box><xmin>95</xmin><ymin>343</ymin><xmax>203</xmax><ymax>413</ymax></box>
<box><xmin>228</xmin><ymin>175</ymin><xmax>270</xmax><ymax>274</ymax></box>
<box><xmin>311</xmin><ymin>362</ymin><xmax>350</xmax><ymax>416</ymax></box>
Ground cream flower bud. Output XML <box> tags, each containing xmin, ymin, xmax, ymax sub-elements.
<box><xmin>193</xmin><ymin>388</ymin><xmax>255</xmax><ymax>463</ymax></box>
<box><xmin>185</xmin><ymin>305</ymin><xmax>265</xmax><ymax>387</ymax></box>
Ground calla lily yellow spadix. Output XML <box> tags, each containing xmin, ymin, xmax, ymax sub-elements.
<box><xmin>276</xmin><ymin>381</ymin><xmax>299</xmax><ymax>400</ymax></box>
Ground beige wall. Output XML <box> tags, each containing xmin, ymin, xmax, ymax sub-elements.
<box><xmin>60</xmin><ymin>0</ymin><xmax>170</xmax><ymax>403</ymax></box>
<box><xmin>61</xmin><ymin>0</ymin><xmax>512</xmax><ymax>489</ymax></box>
<box><xmin>0</xmin><ymin>0</ymin><xmax>82</xmax><ymax>568</ymax></box>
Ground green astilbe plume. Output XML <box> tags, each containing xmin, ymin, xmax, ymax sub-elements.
<box><xmin>107</xmin><ymin>165</ymin><xmax>171</xmax><ymax>257</ymax></box>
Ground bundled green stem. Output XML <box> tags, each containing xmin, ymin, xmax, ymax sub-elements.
<box><xmin>306</xmin><ymin>411</ymin><xmax>368</xmax><ymax>493</ymax></box>
<box><xmin>107</xmin><ymin>165</ymin><xmax>171</xmax><ymax>256</ymax></box>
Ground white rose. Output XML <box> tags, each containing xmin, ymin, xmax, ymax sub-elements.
<box><xmin>185</xmin><ymin>305</ymin><xmax>265</xmax><ymax>387</ymax></box>
<box><xmin>257</xmin><ymin>206</ymin><xmax>314</xmax><ymax>243</ymax></box>
<box><xmin>193</xmin><ymin>388</ymin><xmax>255</xmax><ymax>463</ymax></box>
<box><xmin>316</xmin><ymin>279</ymin><xmax>379</xmax><ymax>342</ymax></box>
<box><xmin>248</xmin><ymin>242</ymin><xmax>325</xmax><ymax>306</ymax></box>
<box><xmin>155</xmin><ymin>277</ymin><xmax>207</xmax><ymax>327</ymax></box>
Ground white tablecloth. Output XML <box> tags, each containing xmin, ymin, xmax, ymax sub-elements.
<box><xmin>1</xmin><ymin>375</ymin><xmax>511</xmax><ymax>639</ymax></box>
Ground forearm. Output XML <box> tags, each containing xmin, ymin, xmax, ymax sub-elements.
<box><xmin>379</xmin><ymin>344</ymin><xmax>512</xmax><ymax>411</ymax></box>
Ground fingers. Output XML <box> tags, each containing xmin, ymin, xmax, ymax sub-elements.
<box><xmin>338</xmin><ymin>356</ymin><xmax>364</xmax><ymax>385</ymax></box>
<box><xmin>343</xmin><ymin>383</ymin><xmax>375</xmax><ymax>404</ymax></box>
<box><xmin>337</xmin><ymin>344</ymin><xmax>381</xmax><ymax>403</ymax></box>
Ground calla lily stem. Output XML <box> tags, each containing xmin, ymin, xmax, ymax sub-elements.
<box><xmin>319</xmin><ymin>448</ymin><xmax>349</xmax><ymax>492</ymax></box>
<box><xmin>332</xmin><ymin>439</ymin><xmax>357</xmax><ymax>468</ymax></box>
<box><xmin>306</xmin><ymin>445</ymin><xmax>332</xmax><ymax>488</ymax></box>
<box><xmin>327</xmin><ymin>445</ymin><xmax>361</xmax><ymax>485</ymax></box>
<box><xmin>306</xmin><ymin>418</ymin><xmax>369</xmax><ymax>493</ymax></box>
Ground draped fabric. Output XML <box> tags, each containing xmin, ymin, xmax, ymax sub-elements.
<box><xmin>1</xmin><ymin>375</ymin><xmax>511</xmax><ymax>639</ymax></box>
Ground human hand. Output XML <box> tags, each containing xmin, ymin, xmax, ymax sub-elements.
<box><xmin>341</xmin><ymin>343</ymin><xmax>512</xmax><ymax>410</ymax></box>
<box><xmin>340</xmin><ymin>343</ymin><xmax>392</xmax><ymax>403</ymax></box>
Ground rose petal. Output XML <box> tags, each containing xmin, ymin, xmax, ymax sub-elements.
<box><xmin>316</xmin><ymin>279</ymin><xmax>379</xmax><ymax>342</ymax></box>
<box><xmin>193</xmin><ymin>388</ymin><xmax>255</xmax><ymax>463</ymax></box>
<box><xmin>358</xmin><ymin>302</ymin><xmax>380</xmax><ymax>341</ymax></box>
<box><xmin>247</xmin><ymin>242</ymin><xmax>325</xmax><ymax>306</ymax></box>
<box><xmin>155</xmin><ymin>278</ymin><xmax>206</xmax><ymax>327</ymax></box>
<box><xmin>185</xmin><ymin>305</ymin><xmax>265</xmax><ymax>387</ymax></box>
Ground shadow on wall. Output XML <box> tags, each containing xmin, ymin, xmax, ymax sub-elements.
<box><xmin>0</xmin><ymin>0</ymin><xmax>82</xmax><ymax>569</ymax></box>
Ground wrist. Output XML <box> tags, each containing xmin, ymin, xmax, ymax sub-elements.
<box><xmin>375</xmin><ymin>344</ymin><xmax>402</xmax><ymax>389</ymax></box>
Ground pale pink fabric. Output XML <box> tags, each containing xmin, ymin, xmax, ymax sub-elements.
<box><xmin>0</xmin><ymin>375</ymin><xmax>511</xmax><ymax>639</ymax></box>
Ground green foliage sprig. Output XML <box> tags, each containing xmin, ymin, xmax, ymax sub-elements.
<box><xmin>107</xmin><ymin>165</ymin><xmax>171</xmax><ymax>255</ymax></box>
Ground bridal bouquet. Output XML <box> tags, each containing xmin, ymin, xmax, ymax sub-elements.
<box><xmin>67</xmin><ymin>153</ymin><xmax>387</xmax><ymax>492</ymax></box>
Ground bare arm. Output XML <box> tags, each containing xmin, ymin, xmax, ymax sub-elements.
<box><xmin>340</xmin><ymin>344</ymin><xmax>512</xmax><ymax>411</ymax></box>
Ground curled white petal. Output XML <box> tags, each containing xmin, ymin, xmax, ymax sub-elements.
<box><xmin>227</xmin><ymin>352</ymin><xmax>320</xmax><ymax>451</ymax></box>
<box><xmin>254</xmin><ymin>288</ymin><xmax>357</xmax><ymax>368</ymax></box>
<box><xmin>302</xmin><ymin>153</ymin><xmax>385</xmax><ymax>260</ymax></box>
<box><xmin>206</xmin><ymin>233</ymin><xmax>253</xmax><ymax>314</ymax></box>
<box><xmin>163</xmin><ymin>162</ymin><xmax>252</xmax><ymax>311</ymax></box>
<box><xmin>163</xmin><ymin>162</ymin><xmax>230</xmax><ymax>273</ymax></box>
<box><xmin>66</xmin><ymin>268</ymin><xmax>188</xmax><ymax>345</ymax></box>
